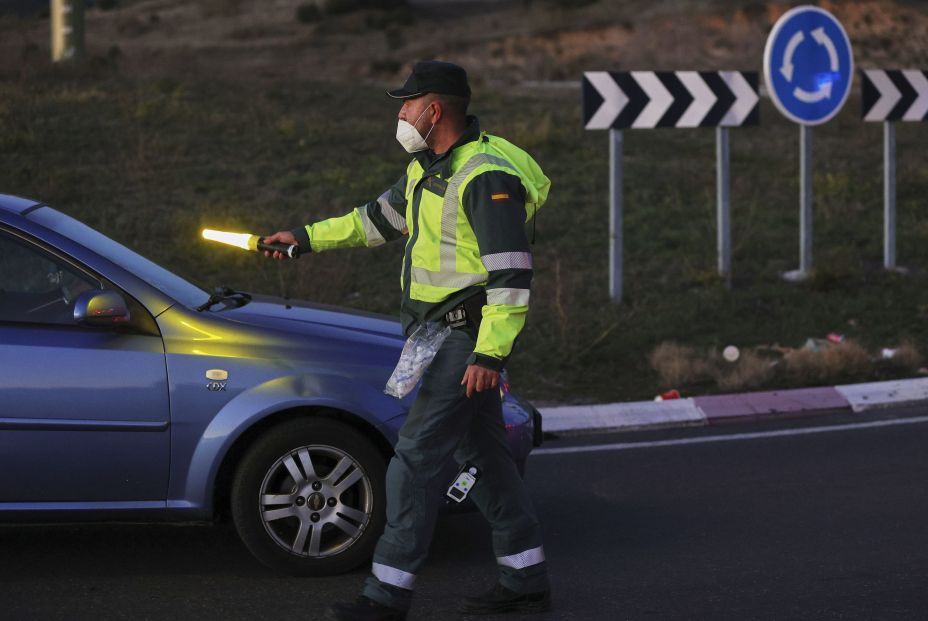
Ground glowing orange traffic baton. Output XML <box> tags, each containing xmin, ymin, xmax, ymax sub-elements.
<box><xmin>201</xmin><ymin>229</ymin><xmax>301</xmax><ymax>259</ymax></box>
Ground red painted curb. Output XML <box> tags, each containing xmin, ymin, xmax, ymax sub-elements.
<box><xmin>693</xmin><ymin>387</ymin><xmax>850</xmax><ymax>422</ymax></box>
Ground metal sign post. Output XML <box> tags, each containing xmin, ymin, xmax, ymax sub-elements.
<box><xmin>764</xmin><ymin>5</ymin><xmax>854</xmax><ymax>281</ymax></box>
<box><xmin>716</xmin><ymin>127</ymin><xmax>731</xmax><ymax>284</ymax></box>
<box><xmin>799</xmin><ymin>124</ymin><xmax>813</xmax><ymax>275</ymax></box>
<box><xmin>883</xmin><ymin>121</ymin><xmax>896</xmax><ymax>269</ymax></box>
<box><xmin>583</xmin><ymin>70</ymin><xmax>759</xmax><ymax>301</ymax></box>
<box><xmin>609</xmin><ymin>130</ymin><xmax>623</xmax><ymax>300</ymax></box>
<box><xmin>862</xmin><ymin>69</ymin><xmax>928</xmax><ymax>271</ymax></box>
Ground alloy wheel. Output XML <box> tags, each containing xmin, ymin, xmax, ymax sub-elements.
<box><xmin>258</xmin><ymin>444</ymin><xmax>373</xmax><ymax>558</ymax></box>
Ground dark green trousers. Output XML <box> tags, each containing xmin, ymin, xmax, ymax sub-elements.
<box><xmin>363</xmin><ymin>328</ymin><xmax>548</xmax><ymax>611</ymax></box>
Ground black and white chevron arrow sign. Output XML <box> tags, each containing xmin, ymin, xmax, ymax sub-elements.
<box><xmin>861</xmin><ymin>70</ymin><xmax>928</xmax><ymax>122</ymax></box>
<box><xmin>582</xmin><ymin>71</ymin><xmax>759</xmax><ymax>130</ymax></box>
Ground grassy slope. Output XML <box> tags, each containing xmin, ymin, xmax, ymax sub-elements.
<box><xmin>3</xmin><ymin>20</ymin><xmax>928</xmax><ymax>403</ymax></box>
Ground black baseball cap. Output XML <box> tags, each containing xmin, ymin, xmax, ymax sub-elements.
<box><xmin>387</xmin><ymin>60</ymin><xmax>471</xmax><ymax>100</ymax></box>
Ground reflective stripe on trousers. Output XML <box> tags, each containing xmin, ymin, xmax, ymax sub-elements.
<box><xmin>497</xmin><ymin>545</ymin><xmax>545</xmax><ymax>569</ymax></box>
<box><xmin>372</xmin><ymin>562</ymin><xmax>416</xmax><ymax>590</ymax></box>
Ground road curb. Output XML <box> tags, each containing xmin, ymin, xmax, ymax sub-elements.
<box><xmin>540</xmin><ymin>378</ymin><xmax>928</xmax><ymax>435</ymax></box>
<box><xmin>835</xmin><ymin>379</ymin><xmax>928</xmax><ymax>412</ymax></box>
<box><xmin>541</xmin><ymin>398</ymin><xmax>705</xmax><ymax>433</ymax></box>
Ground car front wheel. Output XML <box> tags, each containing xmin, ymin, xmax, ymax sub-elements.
<box><xmin>231</xmin><ymin>417</ymin><xmax>387</xmax><ymax>576</ymax></box>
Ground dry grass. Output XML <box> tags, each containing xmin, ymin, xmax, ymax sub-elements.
<box><xmin>783</xmin><ymin>340</ymin><xmax>871</xmax><ymax>383</ymax></box>
<box><xmin>823</xmin><ymin>341</ymin><xmax>871</xmax><ymax>377</ymax></box>
<box><xmin>648</xmin><ymin>342</ymin><xmax>708</xmax><ymax>388</ymax></box>
<box><xmin>649</xmin><ymin>340</ymin><xmax>884</xmax><ymax>393</ymax></box>
<box><xmin>884</xmin><ymin>342</ymin><xmax>924</xmax><ymax>372</ymax></box>
<box><xmin>781</xmin><ymin>348</ymin><xmax>823</xmax><ymax>381</ymax></box>
<box><xmin>711</xmin><ymin>350</ymin><xmax>774</xmax><ymax>391</ymax></box>
<box><xmin>650</xmin><ymin>341</ymin><xmax>775</xmax><ymax>392</ymax></box>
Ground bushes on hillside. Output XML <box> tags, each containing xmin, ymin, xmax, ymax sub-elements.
<box><xmin>297</xmin><ymin>0</ymin><xmax>406</xmax><ymax>22</ymax></box>
<box><xmin>296</xmin><ymin>3</ymin><xmax>323</xmax><ymax>23</ymax></box>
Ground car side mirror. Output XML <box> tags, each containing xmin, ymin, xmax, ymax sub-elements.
<box><xmin>73</xmin><ymin>290</ymin><xmax>131</xmax><ymax>326</ymax></box>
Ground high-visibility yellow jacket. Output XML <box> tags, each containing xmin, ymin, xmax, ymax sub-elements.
<box><xmin>293</xmin><ymin>118</ymin><xmax>550</xmax><ymax>371</ymax></box>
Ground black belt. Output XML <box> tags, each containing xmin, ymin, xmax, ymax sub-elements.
<box><xmin>443</xmin><ymin>291</ymin><xmax>486</xmax><ymax>331</ymax></box>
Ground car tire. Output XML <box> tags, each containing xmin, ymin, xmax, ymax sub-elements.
<box><xmin>231</xmin><ymin>417</ymin><xmax>387</xmax><ymax>576</ymax></box>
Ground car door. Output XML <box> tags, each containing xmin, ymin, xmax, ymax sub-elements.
<box><xmin>0</xmin><ymin>228</ymin><xmax>171</xmax><ymax>503</ymax></box>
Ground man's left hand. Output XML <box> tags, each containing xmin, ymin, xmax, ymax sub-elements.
<box><xmin>461</xmin><ymin>364</ymin><xmax>499</xmax><ymax>398</ymax></box>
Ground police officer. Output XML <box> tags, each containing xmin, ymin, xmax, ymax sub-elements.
<box><xmin>264</xmin><ymin>60</ymin><xmax>551</xmax><ymax>621</ymax></box>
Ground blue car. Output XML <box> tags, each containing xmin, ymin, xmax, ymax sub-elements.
<box><xmin>0</xmin><ymin>194</ymin><xmax>542</xmax><ymax>576</ymax></box>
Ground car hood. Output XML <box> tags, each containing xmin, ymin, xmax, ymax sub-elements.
<box><xmin>217</xmin><ymin>294</ymin><xmax>405</xmax><ymax>343</ymax></box>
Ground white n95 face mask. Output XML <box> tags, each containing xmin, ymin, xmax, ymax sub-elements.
<box><xmin>396</xmin><ymin>105</ymin><xmax>434</xmax><ymax>153</ymax></box>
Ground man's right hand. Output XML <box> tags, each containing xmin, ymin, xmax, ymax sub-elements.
<box><xmin>262</xmin><ymin>231</ymin><xmax>299</xmax><ymax>260</ymax></box>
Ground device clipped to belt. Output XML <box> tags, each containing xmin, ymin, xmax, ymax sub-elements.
<box><xmin>443</xmin><ymin>290</ymin><xmax>486</xmax><ymax>330</ymax></box>
<box><xmin>446</xmin><ymin>463</ymin><xmax>481</xmax><ymax>503</ymax></box>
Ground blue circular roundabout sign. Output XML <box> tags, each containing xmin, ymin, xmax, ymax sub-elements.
<box><xmin>763</xmin><ymin>5</ymin><xmax>854</xmax><ymax>125</ymax></box>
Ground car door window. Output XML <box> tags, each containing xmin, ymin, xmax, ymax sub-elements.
<box><xmin>0</xmin><ymin>231</ymin><xmax>101</xmax><ymax>325</ymax></box>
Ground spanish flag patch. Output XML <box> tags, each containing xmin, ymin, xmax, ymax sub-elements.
<box><xmin>491</xmin><ymin>192</ymin><xmax>510</xmax><ymax>201</ymax></box>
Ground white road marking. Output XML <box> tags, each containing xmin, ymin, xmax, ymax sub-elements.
<box><xmin>533</xmin><ymin>415</ymin><xmax>928</xmax><ymax>456</ymax></box>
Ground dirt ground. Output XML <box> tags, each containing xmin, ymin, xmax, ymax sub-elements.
<box><xmin>2</xmin><ymin>0</ymin><xmax>927</xmax><ymax>86</ymax></box>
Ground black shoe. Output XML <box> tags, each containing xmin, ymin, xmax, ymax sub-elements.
<box><xmin>458</xmin><ymin>583</ymin><xmax>551</xmax><ymax>615</ymax></box>
<box><xmin>325</xmin><ymin>596</ymin><xmax>407</xmax><ymax>621</ymax></box>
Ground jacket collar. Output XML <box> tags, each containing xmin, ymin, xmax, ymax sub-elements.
<box><xmin>415</xmin><ymin>116</ymin><xmax>481</xmax><ymax>178</ymax></box>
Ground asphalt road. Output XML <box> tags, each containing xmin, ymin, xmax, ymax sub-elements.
<box><xmin>2</xmin><ymin>408</ymin><xmax>927</xmax><ymax>620</ymax></box>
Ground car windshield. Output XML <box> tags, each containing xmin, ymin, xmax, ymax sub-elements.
<box><xmin>27</xmin><ymin>206</ymin><xmax>209</xmax><ymax>308</ymax></box>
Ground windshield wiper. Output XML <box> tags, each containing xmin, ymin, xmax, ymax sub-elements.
<box><xmin>196</xmin><ymin>286</ymin><xmax>252</xmax><ymax>312</ymax></box>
